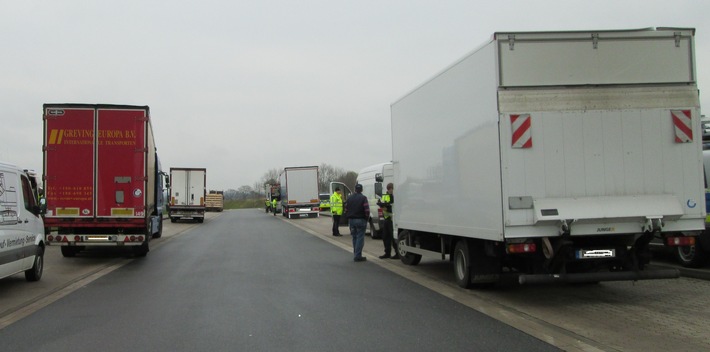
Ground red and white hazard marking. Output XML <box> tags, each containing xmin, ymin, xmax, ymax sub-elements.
<box><xmin>672</xmin><ymin>110</ymin><xmax>693</xmax><ymax>143</ymax></box>
<box><xmin>511</xmin><ymin>114</ymin><xmax>532</xmax><ymax>148</ymax></box>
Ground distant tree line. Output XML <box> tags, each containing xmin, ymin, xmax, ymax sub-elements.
<box><xmin>222</xmin><ymin>163</ymin><xmax>357</xmax><ymax>201</ymax></box>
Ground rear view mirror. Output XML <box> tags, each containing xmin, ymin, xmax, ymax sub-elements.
<box><xmin>375</xmin><ymin>183</ymin><xmax>383</xmax><ymax>197</ymax></box>
<box><xmin>375</xmin><ymin>173</ymin><xmax>384</xmax><ymax>182</ymax></box>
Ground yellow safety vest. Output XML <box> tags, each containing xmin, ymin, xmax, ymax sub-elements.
<box><xmin>381</xmin><ymin>194</ymin><xmax>392</xmax><ymax>219</ymax></box>
<box><xmin>330</xmin><ymin>193</ymin><xmax>343</xmax><ymax>215</ymax></box>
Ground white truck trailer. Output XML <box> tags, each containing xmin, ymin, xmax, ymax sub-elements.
<box><xmin>278</xmin><ymin>166</ymin><xmax>320</xmax><ymax>219</ymax></box>
<box><xmin>168</xmin><ymin>167</ymin><xmax>206</xmax><ymax>223</ymax></box>
<box><xmin>391</xmin><ymin>27</ymin><xmax>704</xmax><ymax>287</ymax></box>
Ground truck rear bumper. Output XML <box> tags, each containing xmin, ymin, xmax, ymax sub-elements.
<box><xmin>518</xmin><ymin>268</ymin><xmax>680</xmax><ymax>285</ymax></box>
<box><xmin>46</xmin><ymin>233</ymin><xmax>147</xmax><ymax>246</ymax></box>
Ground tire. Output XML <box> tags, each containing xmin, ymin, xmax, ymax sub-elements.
<box><xmin>152</xmin><ymin>217</ymin><xmax>163</xmax><ymax>239</ymax></box>
<box><xmin>61</xmin><ymin>246</ymin><xmax>80</xmax><ymax>258</ymax></box>
<box><xmin>454</xmin><ymin>240</ymin><xmax>472</xmax><ymax>288</ymax></box>
<box><xmin>459</xmin><ymin>240</ymin><xmax>500</xmax><ymax>287</ymax></box>
<box><xmin>25</xmin><ymin>246</ymin><xmax>44</xmax><ymax>282</ymax></box>
<box><xmin>197</xmin><ymin>218</ymin><xmax>204</xmax><ymax>223</ymax></box>
<box><xmin>170</xmin><ymin>217</ymin><xmax>177</xmax><ymax>223</ymax></box>
<box><xmin>134</xmin><ymin>241</ymin><xmax>149</xmax><ymax>257</ymax></box>
<box><xmin>676</xmin><ymin>245</ymin><xmax>708</xmax><ymax>268</ymax></box>
<box><xmin>397</xmin><ymin>230</ymin><xmax>422</xmax><ymax>265</ymax></box>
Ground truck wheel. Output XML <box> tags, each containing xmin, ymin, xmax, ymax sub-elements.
<box><xmin>454</xmin><ymin>240</ymin><xmax>472</xmax><ymax>288</ymax></box>
<box><xmin>676</xmin><ymin>245</ymin><xmax>708</xmax><ymax>268</ymax></box>
<box><xmin>134</xmin><ymin>241</ymin><xmax>149</xmax><ymax>257</ymax></box>
<box><xmin>398</xmin><ymin>230</ymin><xmax>422</xmax><ymax>266</ymax></box>
<box><xmin>25</xmin><ymin>246</ymin><xmax>44</xmax><ymax>282</ymax></box>
<box><xmin>197</xmin><ymin>218</ymin><xmax>204</xmax><ymax>223</ymax></box>
<box><xmin>457</xmin><ymin>240</ymin><xmax>500</xmax><ymax>287</ymax></box>
<box><xmin>170</xmin><ymin>217</ymin><xmax>177</xmax><ymax>223</ymax></box>
<box><xmin>61</xmin><ymin>246</ymin><xmax>79</xmax><ymax>258</ymax></box>
<box><xmin>153</xmin><ymin>217</ymin><xmax>163</xmax><ymax>239</ymax></box>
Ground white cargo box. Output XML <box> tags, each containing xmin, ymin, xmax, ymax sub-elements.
<box><xmin>392</xmin><ymin>27</ymin><xmax>704</xmax><ymax>242</ymax></box>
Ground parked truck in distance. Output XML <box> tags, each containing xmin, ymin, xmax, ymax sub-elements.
<box><xmin>278</xmin><ymin>166</ymin><xmax>320</xmax><ymax>219</ymax></box>
<box><xmin>42</xmin><ymin>104</ymin><xmax>165</xmax><ymax>257</ymax></box>
<box><xmin>205</xmin><ymin>191</ymin><xmax>224</xmax><ymax>212</ymax></box>
<box><xmin>391</xmin><ymin>28</ymin><xmax>704</xmax><ymax>287</ymax></box>
<box><xmin>168</xmin><ymin>168</ymin><xmax>206</xmax><ymax>223</ymax></box>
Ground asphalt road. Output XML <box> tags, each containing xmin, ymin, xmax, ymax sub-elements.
<box><xmin>0</xmin><ymin>210</ymin><xmax>557</xmax><ymax>352</ymax></box>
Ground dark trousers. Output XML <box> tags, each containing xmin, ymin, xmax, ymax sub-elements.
<box><xmin>332</xmin><ymin>215</ymin><xmax>341</xmax><ymax>235</ymax></box>
<box><xmin>382</xmin><ymin>217</ymin><xmax>394</xmax><ymax>255</ymax></box>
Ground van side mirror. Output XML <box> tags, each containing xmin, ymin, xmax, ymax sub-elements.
<box><xmin>38</xmin><ymin>198</ymin><xmax>47</xmax><ymax>215</ymax></box>
<box><xmin>375</xmin><ymin>173</ymin><xmax>384</xmax><ymax>182</ymax></box>
<box><xmin>374</xmin><ymin>183</ymin><xmax>383</xmax><ymax>197</ymax></box>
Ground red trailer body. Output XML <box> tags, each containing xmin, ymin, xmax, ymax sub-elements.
<box><xmin>42</xmin><ymin>104</ymin><xmax>163</xmax><ymax>257</ymax></box>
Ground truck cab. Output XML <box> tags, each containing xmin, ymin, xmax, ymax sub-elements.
<box><xmin>356</xmin><ymin>162</ymin><xmax>393</xmax><ymax>238</ymax></box>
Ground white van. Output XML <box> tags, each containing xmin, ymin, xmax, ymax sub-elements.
<box><xmin>0</xmin><ymin>161</ymin><xmax>45</xmax><ymax>281</ymax></box>
<box><xmin>356</xmin><ymin>162</ymin><xmax>393</xmax><ymax>238</ymax></box>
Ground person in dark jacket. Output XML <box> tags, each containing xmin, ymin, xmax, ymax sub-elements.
<box><xmin>344</xmin><ymin>184</ymin><xmax>370</xmax><ymax>262</ymax></box>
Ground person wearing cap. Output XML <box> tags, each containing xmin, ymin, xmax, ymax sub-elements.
<box><xmin>344</xmin><ymin>183</ymin><xmax>370</xmax><ymax>262</ymax></box>
<box><xmin>330</xmin><ymin>187</ymin><xmax>344</xmax><ymax>236</ymax></box>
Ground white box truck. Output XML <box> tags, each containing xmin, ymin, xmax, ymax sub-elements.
<box><xmin>278</xmin><ymin>166</ymin><xmax>320</xmax><ymax>219</ymax></box>
<box><xmin>168</xmin><ymin>168</ymin><xmax>206</xmax><ymax>223</ymax></box>
<box><xmin>391</xmin><ymin>27</ymin><xmax>704</xmax><ymax>287</ymax></box>
<box><xmin>357</xmin><ymin>162</ymin><xmax>394</xmax><ymax>238</ymax></box>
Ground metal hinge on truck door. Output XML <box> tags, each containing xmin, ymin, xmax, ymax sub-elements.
<box><xmin>592</xmin><ymin>33</ymin><xmax>599</xmax><ymax>49</ymax></box>
<box><xmin>674</xmin><ymin>32</ymin><xmax>681</xmax><ymax>47</ymax></box>
<box><xmin>508</xmin><ymin>35</ymin><xmax>515</xmax><ymax>50</ymax></box>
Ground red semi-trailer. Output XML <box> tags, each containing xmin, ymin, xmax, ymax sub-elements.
<box><xmin>42</xmin><ymin>104</ymin><xmax>165</xmax><ymax>257</ymax></box>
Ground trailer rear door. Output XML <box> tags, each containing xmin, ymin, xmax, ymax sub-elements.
<box><xmin>44</xmin><ymin>107</ymin><xmax>95</xmax><ymax>218</ymax></box>
<box><xmin>96</xmin><ymin>108</ymin><xmax>147</xmax><ymax>218</ymax></box>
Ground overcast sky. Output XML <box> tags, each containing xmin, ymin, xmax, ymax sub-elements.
<box><xmin>2</xmin><ymin>1</ymin><xmax>709</xmax><ymax>190</ymax></box>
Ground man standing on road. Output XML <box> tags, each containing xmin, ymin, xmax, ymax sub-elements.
<box><xmin>378</xmin><ymin>183</ymin><xmax>399</xmax><ymax>259</ymax></box>
<box><xmin>330</xmin><ymin>187</ymin><xmax>344</xmax><ymax>236</ymax></box>
<box><xmin>344</xmin><ymin>184</ymin><xmax>370</xmax><ymax>262</ymax></box>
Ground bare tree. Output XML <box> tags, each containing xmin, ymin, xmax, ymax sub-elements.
<box><xmin>339</xmin><ymin>171</ymin><xmax>358</xmax><ymax>191</ymax></box>
<box><xmin>318</xmin><ymin>163</ymin><xmax>346</xmax><ymax>192</ymax></box>
<box><xmin>259</xmin><ymin>168</ymin><xmax>281</xmax><ymax>188</ymax></box>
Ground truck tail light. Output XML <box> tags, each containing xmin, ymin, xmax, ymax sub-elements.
<box><xmin>74</xmin><ymin>236</ymin><xmax>82</xmax><ymax>242</ymax></box>
<box><xmin>48</xmin><ymin>235</ymin><xmax>54</xmax><ymax>241</ymax></box>
<box><xmin>312</xmin><ymin>207</ymin><xmax>319</xmax><ymax>211</ymax></box>
<box><xmin>378</xmin><ymin>208</ymin><xmax>383</xmax><ymax>219</ymax></box>
<box><xmin>666</xmin><ymin>236</ymin><xmax>696</xmax><ymax>246</ymax></box>
<box><xmin>508</xmin><ymin>243</ymin><xmax>536</xmax><ymax>254</ymax></box>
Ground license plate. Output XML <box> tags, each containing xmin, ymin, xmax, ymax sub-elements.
<box><xmin>86</xmin><ymin>235</ymin><xmax>110</xmax><ymax>241</ymax></box>
<box><xmin>576</xmin><ymin>249</ymin><xmax>615</xmax><ymax>259</ymax></box>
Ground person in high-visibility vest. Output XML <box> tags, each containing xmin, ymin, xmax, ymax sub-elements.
<box><xmin>271</xmin><ymin>198</ymin><xmax>278</xmax><ymax>216</ymax></box>
<box><xmin>265</xmin><ymin>198</ymin><xmax>271</xmax><ymax>213</ymax></box>
<box><xmin>330</xmin><ymin>188</ymin><xmax>344</xmax><ymax>236</ymax></box>
<box><xmin>378</xmin><ymin>183</ymin><xmax>398</xmax><ymax>259</ymax></box>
